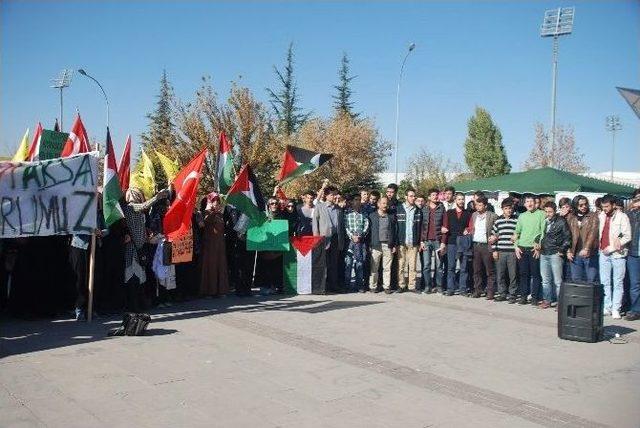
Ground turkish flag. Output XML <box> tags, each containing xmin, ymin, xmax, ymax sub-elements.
<box><xmin>118</xmin><ymin>135</ymin><xmax>131</xmax><ymax>191</ymax></box>
<box><xmin>60</xmin><ymin>114</ymin><xmax>91</xmax><ymax>157</ymax></box>
<box><xmin>163</xmin><ymin>148</ymin><xmax>208</xmax><ymax>241</ymax></box>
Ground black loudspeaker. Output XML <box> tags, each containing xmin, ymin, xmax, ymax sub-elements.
<box><xmin>557</xmin><ymin>281</ymin><xmax>603</xmax><ymax>343</ymax></box>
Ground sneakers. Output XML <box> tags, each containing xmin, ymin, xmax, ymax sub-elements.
<box><xmin>494</xmin><ymin>295</ymin><xmax>506</xmax><ymax>302</ymax></box>
<box><xmin>507</xmin><ymin>297</ymin><xmax>517</xmax><ymax>304</ymax></box>
<box><xmin>74</xmin><ymin>307</ymin><xmax>85</xmax><ymax>321</ymax></box>
<box><xmin>612</xmin><ymin>310</ymin><xmax>622</xmax><ymax>320</ymax></box>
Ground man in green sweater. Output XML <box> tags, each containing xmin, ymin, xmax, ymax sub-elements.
<box><xmin>512</xmin><ymin>194</ymin><xmax>546</xmax><ymax>305</ymax></box>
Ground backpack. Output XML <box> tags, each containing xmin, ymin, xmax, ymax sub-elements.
<box><xmin>108</xmin><ymin>313</ymin><xmax>151</xmax><ymax>336</ymax></box>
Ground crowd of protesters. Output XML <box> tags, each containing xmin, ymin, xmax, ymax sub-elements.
<box><xmin>1</xmin><ymin>180</ymin><xmax>639</xmax><ymax>323</ymax></box>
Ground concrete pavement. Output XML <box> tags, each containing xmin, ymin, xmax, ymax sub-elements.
<box><xmin>1</xmin><ymin>291</ymin><xmax>639</xmax><ymax>427</ymax></box>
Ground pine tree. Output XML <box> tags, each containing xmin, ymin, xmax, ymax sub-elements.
<box><xmin>333</xmin><ymin>52</ymin><xmax>358</xmax><ymax>119</ymax></box>
<box><xmin>141</xmin><ymin>70</ymin><xmax>175</xmax><ymax>153</ymax></box>
<box><xmin>267</xmin><ymin>42</ymin><xmax>310</xmax><ymax>137</ymax></box>
<box><xmin>140</xmin><ymin>70</ymin><xmax>176</xmax><ymax>186</ymax></box>
<box><xmin>463</xmin><ymin>106</ymin><xmax>511</xmax><ymax>178</ymax></box>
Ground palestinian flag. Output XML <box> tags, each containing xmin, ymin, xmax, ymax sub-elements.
<box><xmin>283</xmin><ymin>236</ymin><xmax>327</xmax><ymax>295</ymax></box>
<box><xmin>103</xmin><ymin>128</ymin><xmax>124</xmax><ymax>227</ymax></box>
<box><xmin>217</xmin><ymin>131</ymin><xmax>235</xmax><ymax>193</ymax></box>
<box><xmin>226</xmin><ymin>165</ymin><xmax>267</xmax><ymax>225</ymax></box>
<box><xmin>277</xmin><ymin>145</ymin><xmax>333</xmax><ymax>185</ymax></box>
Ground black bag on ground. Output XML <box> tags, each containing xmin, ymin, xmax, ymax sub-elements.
<box><xmin>108</xmin><ymin>313</ymin><xmax>151</xmax><ymax>336</ymax></box>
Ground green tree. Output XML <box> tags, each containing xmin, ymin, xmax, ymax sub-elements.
<box><xmin>140</xmin><ymin>70</ymin><xmax>176</xmax><ymax>186</ymax></box>
<box><xmin>463</xmin><ymin>106</ymin><xmax>511</xmax><ymax>178</ymax></box>
<box><xmin>267</xmin><ymin>42</ymin><xmax>310</xmax><ymax>137</ymax></box>
<box><xmin>141</xmin><ymin>70</ymin><xmax>175</xmax><ymax>153</ymax></box>
<box><xmin>333</xmin><ymin>52</ymin><xmax>358</xmax><ymax>119</ymax></box>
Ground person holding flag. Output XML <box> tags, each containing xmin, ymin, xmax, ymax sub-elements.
<box><xmin>69</xmin><ymin>128</ymin><xmax>120</xmax><ymax>321</ymax></box>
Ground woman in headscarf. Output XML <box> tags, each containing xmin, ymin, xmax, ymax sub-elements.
<box><xmin>198</xmin><ymin>192</ymin><xmax>229</xmax><ymax>297</ymax></box>
<box><xmin>122</xmin><ymin>187</ymin><xmax>168</xmax><ymax>311</ymax></box>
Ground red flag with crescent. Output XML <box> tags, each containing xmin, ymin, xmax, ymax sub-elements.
<box><xmin>163</xmin><ymin>148</ymin><xmax>208</xmax><ymax>241</ymax></box>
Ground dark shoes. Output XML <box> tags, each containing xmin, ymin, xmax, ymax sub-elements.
<box><xmin>530</xmin><ymin>299</ymin><xmax>539</xmax><ymax>307</ymax></box>
<box><xmin>507</xmin><ymin>297</ymin><xmax>517</xmax><ymax>304</ymax></box>
<box><xmin>494</xmin><ymin>295</ymin><xmax>506</xmax><ymax>302</ymax></box>
<box><xmin>517</xmin><ymin>298</ymin><xmax>528</xmax><ymax>305</ymax></box>
<box><xmin>624</xmin><ymin>312</ymin><xmax>640</xmax><ymax>321</ymax></box>
<box><xmin>384</xmin><ymin>289</ymin><xmax>392</xmax><ymax>294</ymax></box>
<box><xmin>396</xmin><ymin>288</ymin><xmax>406</xmax><ymax>294</ymax></box>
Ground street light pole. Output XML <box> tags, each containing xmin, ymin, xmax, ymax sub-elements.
<box><xmin>605</xmin><ymin>115</ymin><xmax>621</xmax><ymax>181</ymax></box>
<box><xmin>394</xmin><ymin>42</ymin><xmax>416</xmax><ymax>185</ymax></box>
<box><xmin>50</xmin><ymin>69</ymin><xmax>73</xmax><ymax>130</ymax></box>
<box><xmin>540</xmin><ymin>7</ymin><xmax>574</xmax><ymax>168</ymax></box>
<box><xmin>77</xmin><ymin>68</ymin><xmax>110</xmax><ymax>130</ymax></box>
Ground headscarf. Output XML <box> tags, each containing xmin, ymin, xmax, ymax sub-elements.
<box><xmin>126</xmin><ymin>187</ymin><xmax>145</xmax><ymax>204</ymax></box>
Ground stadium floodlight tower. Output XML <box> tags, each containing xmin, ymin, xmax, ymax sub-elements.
<box><xmin>540</xmin><ymin>6</ymin><xmax>575</xmax><ymax>168</ymax></box>
<box><xmin>605</xmin><ymin>115</ymin><xmax>622</xmax><ymax>180</ymax></box>
<box><xmin>51</xmin><ymin>69</ymin><xmax>74</xmax><ymax>130</ymax></box>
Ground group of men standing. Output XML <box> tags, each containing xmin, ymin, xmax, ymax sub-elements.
<box><xmin>304</xmin><ymin>183</ymin><xmax>640</xmax><ymax>322</ymax></box>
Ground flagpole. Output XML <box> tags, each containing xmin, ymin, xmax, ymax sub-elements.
<box><xmin>87</xmin><ymin>232</ymin><xmax>97</xmax><ymax>322</ymax></box>
<box><xmin>251</xmin><ymin>251</ymin><xmax>258</xmax><ymax>289</ymax></box>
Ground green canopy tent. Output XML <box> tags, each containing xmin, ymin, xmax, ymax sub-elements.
<box><xmin>454</xmin><ymin>167</ymin><xmax>636</xmax><ymax>197</ymax></box>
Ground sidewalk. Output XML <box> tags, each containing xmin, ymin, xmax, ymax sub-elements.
<box><xmin>1</xmin><ymin>292</ymin><xmax>638</xmax><ymax>427</ymax></box>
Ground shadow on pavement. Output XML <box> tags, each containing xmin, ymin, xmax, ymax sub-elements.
<box><xmin>0</xmin><ymin>293</ymin><xmax>385</xmax><ymax>358</ymax></box>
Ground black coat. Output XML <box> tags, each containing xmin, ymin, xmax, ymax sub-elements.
<box><xmin>540</xmin><ymin>215</ymin><xmax>572</xmax><ymax>255</ymax></box>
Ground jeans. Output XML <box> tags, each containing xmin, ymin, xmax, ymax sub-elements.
<box><xmin>540</xmin><ymin>254</ymin><xmax>564</xmax><ymax>302</ymax></box>
<box><xmin>344</xmin><ymin>241</ymin><xmax>366</xmax><ymax>292</ymax></box>
<box><xmin>599</xmin><ymin>252</ymin><xmax>626</xmax><ymax>312</ymax></box>
<box><xmin>447</xmin><ymin>243</ymin><xmax>470</xmax><ymax>294</ymax></box>
<box><xmin>421</xmin><ymin>240</ymin><xmax>444</xmax><ymax>290</ymax></box>
<box><xmin>518</xmin><ymin>247</ymin><xmax>541</xmax><ymax>300</ymax></box>
<box><xmin>626</xmin><ymin>255</ymin><xmax>640</xmax><ymax>314</ymax></box>
<box><xmin>570</xmin><ymin>254</ymin><xmax>599</xmax><ymax>283</ymax></box>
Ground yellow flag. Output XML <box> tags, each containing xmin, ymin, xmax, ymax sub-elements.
<box><xmin>154</xmin><ymin>149</ymin><xmax>180</xmax><ymax>182</ymax></box>
<box><xmin>12</xmin><ymin>129</ymin><xmax>30</xmax><ymax>162</ymax></box>
<box><xmin>130</xmin><ymin>149</ymin><xmax>156</xmax><ymax>200</ymax></box>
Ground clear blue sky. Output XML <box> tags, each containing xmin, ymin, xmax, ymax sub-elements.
<box><xmin>2</xmin><ymin>1</ymin><xmax>638</xmax><ymax>172</ymax></box>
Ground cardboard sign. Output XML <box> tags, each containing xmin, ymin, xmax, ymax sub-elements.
<box><xmin>246</xmin><ymin>219</ymin><xmax>290</xmax><ymax>251</ymax></box>
<box><xmin>0</xmin><ymin>152</ymin><xmax>99</xmax><ymax>238</ymax></box>
<box><xmin>171</xmin><ymin>229</ymin><xmax>193</xmax><ymax>263</ymax></box>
